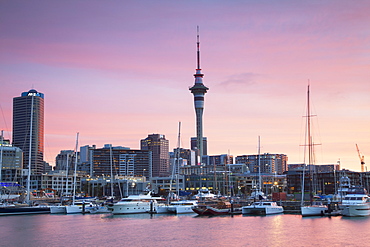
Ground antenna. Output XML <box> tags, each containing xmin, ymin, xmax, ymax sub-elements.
<box><xmin>197</xmin><ymin>26</ymin><xmax>200</xmax><ymax>70</ymax></box>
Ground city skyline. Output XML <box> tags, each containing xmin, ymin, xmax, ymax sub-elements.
<box><xmin>1</xmin><ymin>1</ymin><xmax>370</xmax><ymax>171</ymax></box>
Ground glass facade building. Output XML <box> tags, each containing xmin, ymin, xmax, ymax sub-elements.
<box><xmin>12</xmin><ymin>89</ymin><xmax>44</xmax><ymax>175</ymax></box>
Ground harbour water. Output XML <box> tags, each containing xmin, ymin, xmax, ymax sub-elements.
<box><xmin>1</xmin><ymin>213</ymin><xmax>370</xmax><ymax>246</ymax></box>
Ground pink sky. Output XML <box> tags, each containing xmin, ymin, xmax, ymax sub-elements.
<box><xmin>1</xmin><ymin>1</ymin><xmax>370</xmax><ymax>171</ymax></box>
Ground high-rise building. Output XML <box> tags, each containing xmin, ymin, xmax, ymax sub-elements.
<box><xmin>189</xmin><ymin>28</ymin><xmax>209</xmax><ymax>162</ymax></box>
<box><xmin>55</xmin><ymin>150</ymin><xmax>75</xmax><ymax>172</ymax></box>
<box><xmin>190</xmin><ymin>137</ymin><xmax>207</xmax><ymax>156</ymax></box>
<box><xmin>92</xmin><ymin>144</ymin><xmax>151</xmax><ymax>178</ymax></box>
<box><xmin>235</xmin><ymin>153</ymin><xmax>288</xmax><ymax>175</ymax></box>
<box><xmin>12</xmin><ymin>89</ymin><xmax>44</xmax><ymax>175</ymax></box>
<box><xmin>141</xmin><ymin>134</ymin><xmax>169</xmax><ymax>177</ymax></box>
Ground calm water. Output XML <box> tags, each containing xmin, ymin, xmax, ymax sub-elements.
<box><xmin>1</xmin><ymin>213</ymin><xmax>370</xmax><ymax>247</ymax></box>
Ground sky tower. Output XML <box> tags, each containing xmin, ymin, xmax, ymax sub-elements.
<box><xmin>189</xmin><ymin>27</ymin><xmax>209</xmax><ymax>163</ymax></box>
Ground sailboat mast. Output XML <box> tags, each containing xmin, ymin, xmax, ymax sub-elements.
<box><xmin>63</xmin><ymin>153</ymin><xmax>69</xmax><ymax>200</ymax></box>
<box><xmin>27</xmin><ymin>95</ymin><xmax>34</xmax><ymax>203</ymax></box>
<box><xmin>0</xmin><ymin>130</ymin><xmax>3</xmax><ymax>182</ymax></box>
<box><xmin>176</xmin><ymin>121</ymin><xmax>181</xmax><ymax>196</ymax></box>
<box><xmin>72</xmin><ymin>132</ymin><xmax>79</xmax><ymax>205</ymax></box>
<box><xmin>258</xmin><ymin>136</ymin><xmax>262</xmax><ymax>193</ymax></box>
<box><xmin>110</xmin><ymin>145</ymin><xmax>114</xmax><ymax>198</ymax></box>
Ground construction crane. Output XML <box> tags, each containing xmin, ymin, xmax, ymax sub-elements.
<box><xmin>356</xmin><ymin>144</ymin><xmax>365</xmax><ymax>172</ymax></box>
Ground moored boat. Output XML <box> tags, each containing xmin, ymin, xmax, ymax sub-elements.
<box><xmin>0</xmin><ymin>203</ymin><xmax>50</xmax><ymax>216</ymax></box>
<box><xmin>340</xmin><ymin>187</ymin><xmax>370</xmax><ymax>217</ymax></box>
<box><xmin>107</xmin><ymin>191</ymin><xmax>163</xmax><ymax>214</ymax></box>
<box><xmin>50</xmin><ymin>205</ymin><xmax>66</xmax><ymax>214</ymax></box>
<box><xmin>242</xmin><ymin>201</ymin><xmax>284</xmax><ymax>215</ymax></box>
<box><xmin>192</xmin><ymin>201</ymin><xmax>241</xmax><ymax>216</ymax></box>
<box><xmin>301</xmin><ymin>201</ymin><xmax>327</xmax><ymax>216</ymax></box>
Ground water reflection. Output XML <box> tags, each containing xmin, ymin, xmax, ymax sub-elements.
<box><xmin>1</xmin><ymin>213</ymin><xmax>370</xmax><ymax>246</ymax></box>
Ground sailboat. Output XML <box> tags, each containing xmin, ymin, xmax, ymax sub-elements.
<box><xmin>0</xmin><ymin>95</ymin><xmax>50</xmax><ymax>216</ymax></box>
<box><xmin>242</xmin><ymin>136</ymin><xmax>283</xmax><ymax>215</ymax></box>
<box><xmin>50</xmin><ymin>153</ymin><xmax>70</xmax><ymax>214</ymax></box>
<box><xmin>65</xmin><ymin>133</ymin><xmax>93</xmax><ymax>214</ymax></box>
<box><xmin>300</xmin><ymin>84</ymin><xmax>327</xmax><ymax>216</ymax></box>
<box><xmin>157</xmin><ymin>122</ymin><xmax>198</xmax><ymax>214</ymax></box>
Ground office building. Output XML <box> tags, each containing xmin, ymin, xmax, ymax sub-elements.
<box><xmin>0</xmin><ymin>137</ymin><xmax>23</xmax><ymax>182</ymax></box>
<box><xmin>235</xmin><ymin>153</ymin><xmax>288</xmax><ymax>175</ymax></box>
<box><xmin>190</xmin><ymin>137</ymin><xmax>208</xmax><ymax>157</ymax></box>
<box><xmin>141</xmin><ymin>134</ymin><xmax>169</xmax><ymax>177</ymax></box>
<box><xmin>92</xmin><ymin>144</ymin><xmax>152</xmax><ymax>178</ymax></box>
<box><xmin>54</xmin><ymin>150</ymin><xmax>75</xmax><ymax>173</ymax></box>
<box><xmin>12</xmin><ymin>89</ymin><xmax>44</xmax><ymax>175</ymax></box>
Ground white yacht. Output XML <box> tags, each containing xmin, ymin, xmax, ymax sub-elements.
<box><xmin>242</xmin><ymin>201</ymin><xmax>284</xmax><ymax>215</ymax></box>
<box><xmin>191</xmin><ymin>189</ymin><xmax>217</xmax><ymax>200</ymax></box>
<box><xmin>50</xmin><ymin>205</ymin><xmax>66</xmax><ymax>214</ymax></box>
<box><xmin>301</xmin><ymin>201</ymin><xmax>327</xmax><ymax>216</ymax></box>
<box><xmin>167</xmin><ymin>200</ymin><xmax>198</xmax><ymax>214</ymax></box>
<box><xmin>65</xmin><ymin>201</ymin><xmax>95</xmax><ymax>214</ymax></box>
<box><xmin>340</xmin><ymin>187</ymin><xmax>370</xmax><ymax>217</ymax></box>
<box><xmin>107</xmin><ymin>192</ymin><xmax>163</xmax><ymax>214</ymax></box>
<box><xmin>157</xmin><ymin>200</ymin><xmax>198</xmax><ymax>214</ymax></box>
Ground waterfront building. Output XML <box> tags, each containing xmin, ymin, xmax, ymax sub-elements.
<box><xmin>235</xmin><ymin>153</ymin><xmax>288</xmax><ymax>175</ymax></box>
<box><xmin>0</xmin><ymin>138</ymin><xmax>23</xmax><ymax>182</ymax></box>
<box><xmin>141</xmin><ymin>134</ymin><xmax>169</xmax><ymax>177</ymax></box>
<box><xmin>189</xmin><ymin>28</ymin><xmax>209</xmax><ymax>163</ymax></box>
<box><xmin>288</xmin><ymin>163</ymin><xmax>340</xmax><ymax>173</ymax></box>
<box><xmin>12</xmin><ymin>89</ymin><xmax>44</xmax><ymax>175</ymax></box>
<box><xmin>203</xmin><ymin>154</ymin><xmax>233</xmax><ymax>167</ymax></box>
<box><xmin>83</xmin><ymin>175</ymin><xmax>149</xmax><ymax>198</ymax></box>
<box><xmin>286</xmin><ymin>168</ymin><xmax>367</xmax><ymax>197</ymax></box>
<box><xmin>92</xmin><ymin>144</ymin><xmax>151</xmax><ymax>178</ymax></box>
<box><xmin>190</xmin><ymin>137</ymin><xmax>208</xmax><ymax>156</ymax></box>
<box><xmin>55</xmin><ymin>150</ymin><xmax>75</xmax><ymax>172</ymax></box>
<box><xmin>41</xmin><ymin>170</ymin><xmax>82</xmax><ymax>196</ymax></box>
<box><xmin>79</xmin><ymin>145</ymin><xmax>96</xmax><ymax>176</ymax></box>
<box><xmin>43</xmin><ymin>161</ymin><xmax>52</xmax><ymax>173</ymax></box>
<box><xmin>151</xmin><ymin>175</ymin><xmax>186</xmax><ymax>195</ymax></box>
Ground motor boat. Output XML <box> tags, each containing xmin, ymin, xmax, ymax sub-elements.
<box><xmin>107</xmin><ymin>191</ymin><xmax>163</xmax><ymax>214</ymax></box>
<box><xmin>340</xmin><ymin>187</ymin><xmax>370</xmax><ymax>217</ymax></box>
<box><xmin>301</xmin><ymin>201</ymin><xmax>327</xmax><ymax>216</ymax></box>
<box><xmin>157</xmin><ymin>200</ymin><xmax>198</xmax><ymax>214</ymax></box>
<box><xmin>242</xmin><ymin>201</ymin><xmax>283</xmax><ymax>215</ymax></box>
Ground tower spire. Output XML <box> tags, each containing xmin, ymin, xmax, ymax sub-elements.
<box><xmin>197</xmin><ymin>26</ymin><xmax>200</xmax><ymax>70</ymax></box>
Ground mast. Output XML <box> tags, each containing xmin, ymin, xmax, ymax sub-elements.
<box><xmin>72</xmin><ymin>132</ymin><xmax>79</xmax><ymax>205</ymax></box>
<box><xmin>26</xmin><ymin>95</ymin><xmax>34</xmax><ymax>204</ymax></box>
<box><xmin>110</xmin><ymin>145</ymin><xmax>114</xmax><ymax>198</ymax></box>
<box><xmin>258</xmin><ymin>136</ymin><xmax>262</xmax><ymax>194</ymax></box>
<box><xmin>176</xmin><ymin>122</ymin><xmax>181</xmax><ymax>197</ymax></box>
<box><xmin>63</xmin><ymin>153</ymin><xmax>69</xmax><ymax>200</ymax></box>
<box><xmin>0</xmin><ymin>130</ymin><xmax>3</xmax><ymax>183</ymax></box>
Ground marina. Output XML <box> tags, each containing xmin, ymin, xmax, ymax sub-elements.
<box><xmin>1</xmin><ymin>212</ymin><xmax>370</xmax><ymax>246</ymax></box>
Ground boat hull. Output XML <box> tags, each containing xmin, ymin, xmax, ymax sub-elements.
<box><xmin>0</xmin><ymin>206</ymin><xmax>50</xmax><ymax>216</ymax></box>
<box><xmin>242</xmin><ymin>201</ymin><xmax>284</xmax><ymax>215</ymax></box>
<box><xmin>341</xmin><ymin>204</ymin><xmax>370</xmax><ymax>217</ymax></box>
<box><xmin>156</xmin><ymin>205</ymin><xmax>171</xmax><ymax>214</ymax></box>
<box><xmin>242</xmin><ymin>206</ymin><xmax>283</xmax><ymax>215</ymax></box>
<box><xmin>108</xmin><ymin>201</ymin><xmax>158</xmax><ymax>214</ymax></box>
<box><xmin>170</xmin><ymin>205</ymin><xmax>195</xmax><ymax>214</ymax></box>
<box><xmin>301</xmin><ymin>205</ymin><xmax>327</xmax><ymax>216</ymax></box>
<box><xmin>192</xmin><ymin>205</ymin><xmax>231</xmax><ymax>216</ymax></box>
<box><xmin>50</xmin><ymin>205</ymin><xmax>66</xmax><ymax>214</ymax></box>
